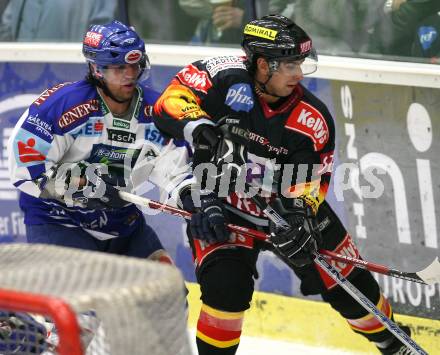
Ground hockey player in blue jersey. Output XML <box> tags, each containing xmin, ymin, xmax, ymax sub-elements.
<box><xmin>8</xmin><ymin>20</ymin><xmax>192</xmax><ymax>262</ymax></box>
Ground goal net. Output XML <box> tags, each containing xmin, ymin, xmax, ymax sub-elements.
<box><xmin>0</xmin><ymin>243</ymin><xmax>191</xmax><ymax>355</ymax></box>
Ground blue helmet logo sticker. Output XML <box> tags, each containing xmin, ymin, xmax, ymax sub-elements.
<box><xmin>225</xmin><ymin>83</ymin><xmax>254</xmax><ymax>112</ymax></box>
<box><xmin>418</xmin><ymin>26</ymin><xmax>437</xmax><ymax>51</ymax></box>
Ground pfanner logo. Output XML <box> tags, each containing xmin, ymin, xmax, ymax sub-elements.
<box><xmin>285</xmin><ymin>101</ymin><xmax>329</xmax><ymax>151</ymax></box>
<box><xmin>33</xmin><ymin>83</ymin><xmax>71</xmax><ymax>106</ymax></box>
<box><xmin>225</xmin><ymin>83</ymin><xmax>254</xmax><ymax>112</ymax></box>
<box><xmin>176</xmin><ymin>64</ymin><xmax>212</xmax><ymax>94</ymax></box>
<box><xmin>58</xmin><ymin>100</ymin><xmax>100</xmax><ymax>129</ymax></box>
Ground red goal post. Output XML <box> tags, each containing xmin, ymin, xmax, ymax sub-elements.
<box><xmin>0</xmin><ymin>288</ymin><xmax>82</xmax><ymax>354</ymax></box>
<box><xmin>0</xmin><ymin>243</ymin><xmax>190</xmax><ymax>355</ymax></box>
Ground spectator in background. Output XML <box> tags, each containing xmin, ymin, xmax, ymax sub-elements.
<box><xmin>128</xmin><ymin>0</ymin><xmax>197</xmax><ymax>43</ymax></box>
<box><xmin>179</xmin><ymin>0</ymin><xmax>253</xmax><ymax>45</ymax></box>
<box><xmin>411</xmin><ymin>10</ymin><xmax>440</xmax><ymax>63</ymax></box>
<box><xmin>0</xmin><ymin>0</ymin><xmax>117</xmax><ymax>41</ymax></box>
<box><xmin>366</xmin><ymin>0</ymin><xmax>440</xmax><ymax>59</ymax></box>
<box><xmin>266</xmin><ymin>0</ymin><xmax>387</xmax><ymax>55</ymax></box>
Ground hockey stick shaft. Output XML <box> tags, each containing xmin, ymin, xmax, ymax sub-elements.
<box><xmin>122</xmin><ymin>190</ymin><xmax>427</xmax><ymax>352</ymax></box>
<box><xmin>247</xmin><ymin>193</ymin><xmax>427</xmax><ymax>355</ymax></box>
<box><xmin>119</xmin><ymin>191</ymin><xmax>439</xmax><ymax>285</ymax></box>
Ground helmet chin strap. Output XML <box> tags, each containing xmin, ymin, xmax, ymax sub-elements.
<box><xmin>88</xmin><ymin>63</ymin><xmax>133</xmax><ymax>104</ymax></box>
<box><xmin>254</xmin><ymin>60</ymin><xmax>289</xmax><ymax>99</ymax></box>
<box><xmin>255</xmin><ymin>76</ymin><xmax>286</xmax><ymax>99</ymax></box>
<box><xmin>96</xmin><ymin>79</ymin><xmax>131</xmax><ymax>104</ymax></box>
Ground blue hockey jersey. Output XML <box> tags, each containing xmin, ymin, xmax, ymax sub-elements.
<box><xmin>8</xmin><ymin>80</ymin><xmax>192</xmax><ymax>240</ymax></box>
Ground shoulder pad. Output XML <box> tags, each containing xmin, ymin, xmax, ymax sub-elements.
<box><xmin>32</xmin><ymin>82</ymin><xmax>73</xmax><ymax>107</ymax></box>
<box><xmin>175</xmin><ymin>64</ymin><xmax>212</xmax><ymax>94</ymax></box>
<box><xmin>202</xmin><ymin>56</ymin><xmax>247</xmax><ymax>78</ymax></box>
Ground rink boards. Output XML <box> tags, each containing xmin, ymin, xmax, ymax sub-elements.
<box><xmin>0</xmin><ymin>45</ymin><xmax>438</xmax><ymax>331</ymax></box>
<box><xmin>187</xmin><ymin>283</ymin><xmax>440</xmax><ymax>354</ymax></box>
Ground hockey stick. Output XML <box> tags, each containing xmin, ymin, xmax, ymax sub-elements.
<box><xmin>247</xmin><ymin>192</ymin><xmax>427</xmax><ymax>355</ymax></box>
<box><xmin>121</xmin><ymin>190</ymin><xmax>428</xmax><ymax>352</ymax></box>
<box><xmin>118</xmin><ymin>191</ymin><xmax>440</xmax><ymax>286</ymax></box>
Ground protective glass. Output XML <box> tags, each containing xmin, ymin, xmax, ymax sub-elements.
<box><xmin>96</xmin><ymin>57</ymin><xmax>151</xmax><ymax>85</ymax></box>
<box><xmin>278</xmin><ymin>48</ymin><xmax>318</xmax><ymax>76</ymax></box>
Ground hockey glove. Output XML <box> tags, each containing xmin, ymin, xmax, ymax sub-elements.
<box><xmin>182</xmin><ymin>192</ymin><xmax>229</xmax><ymax>244</ymax></box>
<box><xmin>214</xmin><ymin>117</ymin><xmax>249</xmax><ymax>193</ymax></box>
<box><xmin>192</xmin><ymin>124</ymin><xmax>221</xmax><ymax>167</ymax></box>
<box><xmin>67</xmin><ymin>163</ymin><xmax>130</xmax><ymax>210</ymax></box>
<box><xmin>269</xmin><ymin>198</ymin><xmax>322</xmax><ymax>268</ymax></box>
<box><xmin>40</xmin><ymin>162</ymin><xmax>129</xmax><ymax>210</ymax></box>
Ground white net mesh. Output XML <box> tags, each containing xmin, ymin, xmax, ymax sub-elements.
<box><xmin>0</xmin><ymin>243</ymin><xmax>191</xmax><ymax>355</ymax></box>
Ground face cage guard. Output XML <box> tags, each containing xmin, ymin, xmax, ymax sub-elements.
<box><xmin>92</xmin><ymin>54</ymin><xmax>151</xmax><ymax>85</ymax></box>
<box><xmin>268</xmin><ymin>47</ymin><xmax>318</xmax><ymax>76</ymax></box>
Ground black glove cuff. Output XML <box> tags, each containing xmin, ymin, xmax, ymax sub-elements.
<box><xmin>192</xmin><ymin>124</ymin><xmax>219</xmax><ymax>148</ymax></box>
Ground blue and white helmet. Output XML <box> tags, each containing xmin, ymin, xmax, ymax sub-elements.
<box><xmin>82</xmin><ymin>20</ymin><xmax>149</xmax><ymax>72</ymax></box>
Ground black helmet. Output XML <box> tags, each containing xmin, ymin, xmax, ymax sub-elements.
<box><xmin>242</xmin><ymin>14</ymin><xmax>317</xmax><ymax>74</ymax></box>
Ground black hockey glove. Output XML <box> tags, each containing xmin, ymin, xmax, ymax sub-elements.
<box><xmin>192</xmin><ymin>124</ymin><xmax>221</xmax><ymax>167</ymax></box>
<box><xmin>269</xmin><ymin>198</ymin><xmax>322</xmax><ymax>268</ymax></box>
<box><xmin>214</xmin><ymin>117</ymin><xmax>249</xmax><ymax>193</ymax></box>
<box><xmin>192</xmin><ymin>117</ymin><xmax>249</xmax><ymax>194</ymax></box>
<box><xmin>181</xmin><ymin>192</ymin><xmax>229</xmax><ymax>244</ymax></box>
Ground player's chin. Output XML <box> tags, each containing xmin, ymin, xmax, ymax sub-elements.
<box><xmin>283</xmin><ymin>85</ymin><xmax>296</xmax><ymax>95</ymax></box>
<box><xmin>120</xmin><ymin>84</ymin><xmax>136</xmax><ymax>95</ymax></box>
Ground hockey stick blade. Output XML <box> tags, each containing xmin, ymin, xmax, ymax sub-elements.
<box><xmin>319</xmin><ymin>250</ymin><xmax>440</xmax><ymax>286</ymax></box>
<box><xmin>415</xmin><ymin>257</ymin><xmax>440</xmax><ymax>286</ymax></box>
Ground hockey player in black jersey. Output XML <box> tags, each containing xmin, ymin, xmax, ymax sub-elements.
<box><xmin>153</xmin><ymin>14</ymin><xmax>414</xmax><ymax>355</ymax></box>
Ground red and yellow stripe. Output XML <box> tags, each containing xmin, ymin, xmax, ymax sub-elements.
<box><xmin>196</xmin><ymin>303</ymin><xmax>244</xmax><ymax>348</ymax></box>
<box><xmin>346</xmin><ymin>294</ymin><xmax>393</xmax><ymax>334</ymax></box>
<box><xmin>285</xmin><ymin>179</ymin><xmax>328</xmax><ymax>214</ymax></box>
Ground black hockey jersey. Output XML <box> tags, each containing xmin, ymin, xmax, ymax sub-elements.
<box><xmin>153</xmin><ymin>55</ymin><xmax>335</xmax><ymax>223</ymax></box>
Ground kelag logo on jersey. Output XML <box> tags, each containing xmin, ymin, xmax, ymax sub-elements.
<box><xmin>107</xmin><ymin>129</ymin><xmax>136</xmax><ymax>144</ymax></box>
<box><xmin>70</xmin><ymin>118</ymin><xmax>104</xmax><ymax>138</ymax></box>
<box><xmin>113</xmin><ymin>119</ymin><xmax>130</xmax><ymax>130</ymax></box>
<box><xmin>225</xmin><ymin>84</ymin><xmax>254</xmax><ymax>112</ymax></box>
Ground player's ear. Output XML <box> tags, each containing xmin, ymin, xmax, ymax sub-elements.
<box><xmin>256</xmin><ymin>57</ymin><xmax>269</xmax><ymax>76</ymax></box>
<box><xmin>90</xmin><ymin>63</ymin><xmax>104</xmax><ymax>79</ymax></box>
